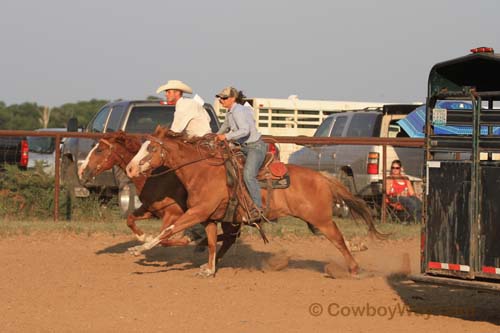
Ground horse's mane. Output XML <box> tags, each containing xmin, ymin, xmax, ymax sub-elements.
<box><xmin>154</xmin><ymin>127</ymin><xmax>216</xmax><ymax>145</ymax></box>
<box><xmin>102</xmin><ymin>131</ymin><xmax>142</xmax><ymax>153</ymax></box>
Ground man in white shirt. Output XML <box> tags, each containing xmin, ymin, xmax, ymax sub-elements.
<box><xmin>155</xmin><ymin>80</ymin><xmax>211</xmax><ymax>244</ymax></box>
<box><xmin>156</xmin><ymin>80</ymin><xmax>211</xmax><ymax>137</ymax></box>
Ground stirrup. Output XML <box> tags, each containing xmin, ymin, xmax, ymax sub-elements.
<box><xmin>249</xmin><ymin>221</ymin><xmax>269</xmax><ymax>244</ymax></box>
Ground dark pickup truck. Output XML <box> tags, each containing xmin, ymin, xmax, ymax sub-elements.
<box><xmin>61</xmin><ymin>99</ymin><xmax>220</xmax><ymax>215</ymax></box>
<box><xmin>0</xmin><ymin>136</ymin><xmax>29</xmax><ymax>170</ymax></box>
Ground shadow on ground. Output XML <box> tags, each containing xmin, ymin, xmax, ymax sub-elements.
<box><xmin>387</xmin><ymin>274</ymin><xmax>500</xmax><ymax>325</ymax></box>
<box><xmin>95</xmin><ymin>237</ymin><xmax>337</xmax><ymax>276</ymax></box>
<box><xmin>95</xmin><ymin>240</ymin><xmax>141</xmax><ymax>255</ymax></box>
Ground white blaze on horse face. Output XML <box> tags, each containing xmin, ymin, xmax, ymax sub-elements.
<box><xmin>78</xmin><ymin>145</ymin><xmax>99</xmax><ymax>180</ymax></box>
<box><xmin>126</xmin><ymin>140</ymin><xmax>150</xmax><ymax>178</ymax></box>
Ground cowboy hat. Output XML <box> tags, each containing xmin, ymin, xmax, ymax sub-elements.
<box><xmin>156</xmin><ymin>80</ymin><xmax>193</xmax><ymax>94</ymax></box>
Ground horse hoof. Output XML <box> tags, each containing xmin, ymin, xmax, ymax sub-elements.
<box><xmin>127</xmin><ymin>246</ymin><xmax>143</xmax><ymax>256</ymax></box>
<box><xmin>196</xmin><ymin>265</ymin><xmax>215</xmax><ymax>278</ymax></box>
<box><xmin>349</xmin><ymin>268</ymin><xmax>373</xmax><ymax>279</ymax></box>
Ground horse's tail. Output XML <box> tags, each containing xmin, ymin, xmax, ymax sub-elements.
<box><xmin>321</xmin><ymin>172</ymin><xmax>388</xmax><ymax>240</ymax></box>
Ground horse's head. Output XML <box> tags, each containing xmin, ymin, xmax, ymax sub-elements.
<box><xmin>126</xmin><ymin>126</ymin><xmax>177</xmax><ymax>178</ymax></box>
<box><xmin>79</xmin><ymin>132</ymin><xmax>139</xmax><ymax>184</ymax></box>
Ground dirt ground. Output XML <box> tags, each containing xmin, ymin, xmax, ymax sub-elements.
<box><xmin>0</xmin><ymin>232</ymin><xmax>499</xmax><ymax>332</ymax></box>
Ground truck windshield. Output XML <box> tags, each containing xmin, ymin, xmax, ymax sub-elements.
<box><xmin>346</xmin><ymin>113</ymin><xmax>381</xmax><ymax>137</ymax></box>
<box><xmin>125</xmin><ymin>106</ymin><xmax>175</xmax><ymax>133</ymax></box>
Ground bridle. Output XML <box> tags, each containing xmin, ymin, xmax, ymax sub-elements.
<box><xmin>94</xmin><ymin>138</ymin><xmax>131</xmax><ymax>173</ymax></box>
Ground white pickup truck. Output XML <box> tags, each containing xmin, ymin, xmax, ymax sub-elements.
<box><xmin>288</xmin><ymin>104</ymin><xmax>424</xmax><ymax>213</ymax></box>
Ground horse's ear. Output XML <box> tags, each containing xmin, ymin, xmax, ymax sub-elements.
<box><xmin>153</xmin><ymin>125</ymin><xmax>162</xmax><ymax>135</ymax></box>
<box><xmin>153</xmin><ymin>126</ymin><xmax>170</xmax><ymax>138</ymax></box>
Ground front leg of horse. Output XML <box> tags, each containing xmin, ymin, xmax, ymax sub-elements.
<box><xmin>197</xmin><ymin>222</ymin><xmax>218</xmax><ymax>278</ymax></box>
<box><xmin>156</xmin><ymin>211</ymin><xmax>217</xmax><ymax>277</ymax></box>
<box><xmin>156</xmin><ymin>202</ymin><xmax>185</xmax><ymax>246</ymax></box>
<box><xmin>128</xmin><ymin>209</ymin><xmax>209</xmax><ymax>256</ymax></box>
<box><xmin>127</xmin><ymin>208</ymin><xmax>153</xmax><ymax>242</ymax></box>
<box><xmin>127</xmin><ymin>204</ymin><xmax>184</xmax><ymax>255</ymax></box>
<box><xmin>128</xmin><ymin>224</ymin><xmax>174</xmax><ymax>256</ymax></box>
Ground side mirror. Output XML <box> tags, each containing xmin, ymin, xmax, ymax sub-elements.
<box><xmin>67</xmin><ymin>118</ymin><xmax>78</xmax><ymax>132</ymax></box>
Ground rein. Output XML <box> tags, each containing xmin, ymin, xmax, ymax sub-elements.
<box><xmin>144</xmin><ymin>136</ymin><xmax>226</xmax><ymax>178</ymax></box>
<box><xmin>147</xmin><ymin>155</ymin><xmax>221</xmax><ymax>178</ymax></box>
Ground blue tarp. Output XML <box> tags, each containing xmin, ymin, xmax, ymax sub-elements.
<box><xmin>397</xmin><ymin>101</ymin><xmax>500</xmax><ymax>137</ymax></box>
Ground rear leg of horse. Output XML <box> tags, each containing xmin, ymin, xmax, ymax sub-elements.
<box><xmin>216</xmin><ymin>223</ymin><xmax>240</xmax><ymax>262</ymax></box>
<box><xmin>304</xmin><ymin>215</ymin><xmax>359</xmax><ymax>275</ymax></box>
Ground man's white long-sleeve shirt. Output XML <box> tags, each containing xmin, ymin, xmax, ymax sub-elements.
<box><xmin>170</xmin><ymin>97</ymin><xmax>211</xmax><ymax>137</ymax></box>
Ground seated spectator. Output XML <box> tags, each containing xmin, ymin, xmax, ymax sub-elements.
<box><xmin>386</xmin><ymin>159</ymin><xmax>422</xmax><ymax>223</ymax></box>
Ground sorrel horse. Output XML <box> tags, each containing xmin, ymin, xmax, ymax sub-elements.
<box><xmin>126</xmin><ymin>126</ymin><xmax>385</xmax><ymax>277</ymax></box>
<box><xmin>78</xmin><ymin>131</ymin><xmax>240</xmax><ymax>257</ymax></box>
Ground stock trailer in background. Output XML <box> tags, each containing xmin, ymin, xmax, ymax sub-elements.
<box><xmin>213</xmin><ymin>96</ymin><xmax>390</xmax><ymax>162</ymax></box>
<box><xmin>411</xmin><ymin>47</ymin><xmax>500</xmax><ymax>291</ymax></box>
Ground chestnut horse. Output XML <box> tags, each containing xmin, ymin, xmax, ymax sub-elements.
<box><xmin>126</xmin><ymin>126</ymin><xmax>385</xmax><ymax>277</ymax></box>
<box><xmin>78</xmin><ymin>131</ymin><xmax>240</xmax><ymax>257</ymax></box>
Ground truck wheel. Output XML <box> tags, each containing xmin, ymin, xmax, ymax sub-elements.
<box><xmin>118</xmin><ymin>184</ymin><xmax>139</xmax><ymax>218</ymax></box>
<box><xmin>335</xmin><ymin>170</ymin><xmax>354</xmax><ymax>218</ymax></box>
<box><xmin>333</xmin><ymin>201</ymin><xmax>350</xmax><ymax>218</ymax></box>
<box><xmin>114</xmin><ymin>166</ymin><xmax>140</xmax><ymax>217</ymax></box>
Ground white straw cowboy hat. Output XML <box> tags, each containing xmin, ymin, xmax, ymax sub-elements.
<box><xmin>156</xmin><ymin>80</ymin><xmax>193</xmax><ymax>94</ymax></box>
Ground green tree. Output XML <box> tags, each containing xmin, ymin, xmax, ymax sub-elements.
<box><xmin>0</xmin><ymin>102</ymin><xmax>43</xmax><ymax>130</ymax></box>
<box><xmin>48</xmin><ymin>99</ymin><xmax>109</xmax><ymax>128</ymax></box>
<box><xmin>0</xmin><ymin>99</ymin><xmax>109</xmax><ymax>130</ymax></box>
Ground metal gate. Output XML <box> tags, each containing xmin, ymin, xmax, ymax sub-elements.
<box><xmin>422</xmin><ymin>48</ymin><xmax>500</xmax><ymax>284</ymax></box>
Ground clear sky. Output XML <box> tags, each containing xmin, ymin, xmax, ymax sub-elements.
<box><xmin>1</xmin><ymin>0</ymin><xmax>499</xmax><ymax>107</ymax></box>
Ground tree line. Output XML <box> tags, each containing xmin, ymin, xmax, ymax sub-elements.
<box><xmin>0</xmin><ymin>99</ymin><xmax>110</xmax><ymax>130</ymax></box>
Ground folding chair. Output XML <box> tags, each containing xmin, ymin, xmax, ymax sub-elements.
<box><xmin>385</xmin><ymin>196</ymin><xmax>413</xmax><ymax>224</ymax></box>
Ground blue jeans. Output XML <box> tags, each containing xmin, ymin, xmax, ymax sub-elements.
<box><xmin>241</xmin><ymin>139</ymin><xmax>268</xmax><ymax>209</ymax></box>
<box><xmin>397</xmin><ymin>196</ymin><xmax>422</xmax><ymax>221</ymax></box>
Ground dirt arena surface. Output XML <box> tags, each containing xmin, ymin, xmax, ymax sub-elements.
<box><xmin>0</xmin><ymin>233</ymin><xmax>499</xmax><ymax>332</ymax></box>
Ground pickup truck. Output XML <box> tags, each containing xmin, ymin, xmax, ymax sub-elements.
<box><xmin>0</xmin><ymin>136</ymin><xmax>29</xmax><ymax>170</ymax></box>
<box><xmin>288</xmin><ymin>104</ymin><xmax>424</xmax><ymax>215</ymax></box>
<box><xmin>61</xmin><ymin>99</ymin><xmax>220</xmax><ymax>215</ymax></box>
<box><xmin>27</xmin><ymin>128</ymin><xmax>66</xmax><ymax>175</ymax></box>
